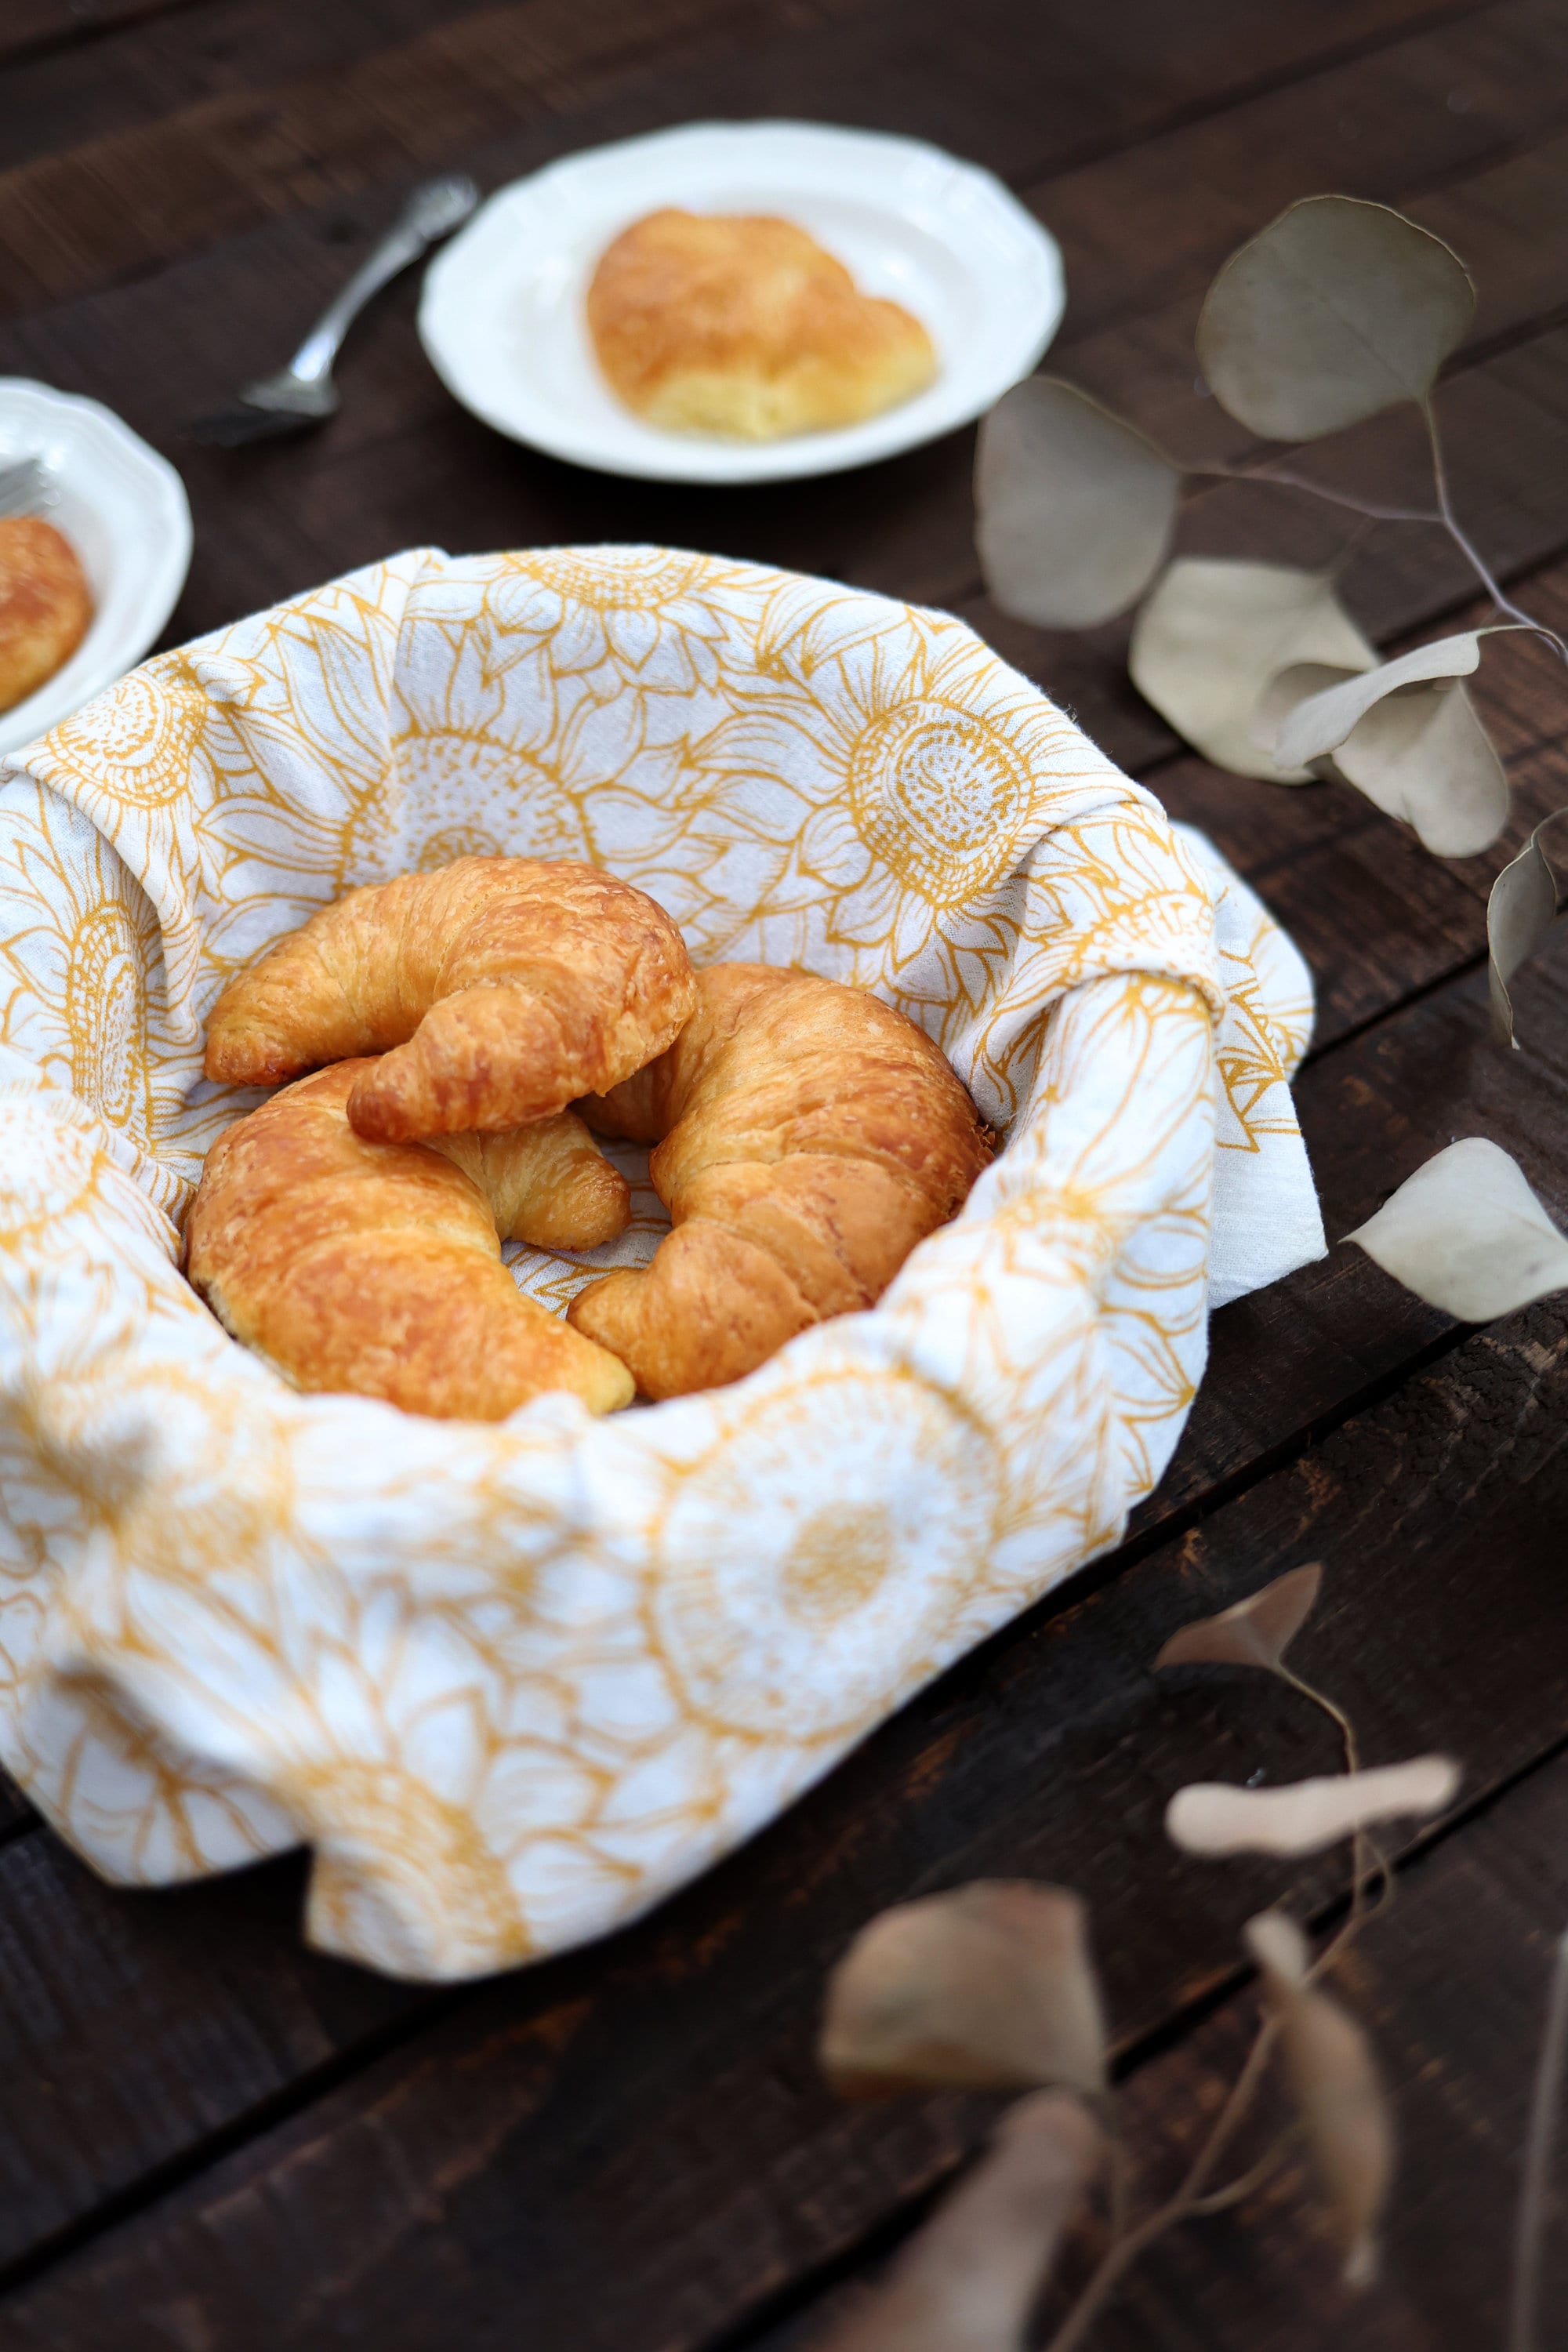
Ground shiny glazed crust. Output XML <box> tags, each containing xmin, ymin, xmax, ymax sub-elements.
<box><xmin>202</xmin><ymin>855</ymin><xmax>699</xmax><ymax>1143</ymax></box>
<box><xmin>567</xmin><ymin>964</ymin><xmax>993</xmax><ymax>1397</ymax></box>
<box><xmin>186</xmin><ymin>1060</ymin><xmax>634</xmax><ymax>1420</ymax></box>
<box><xmin>586</xmin><ymin>209</ymin><xmax>938</xmax><ymax>441</ymax></box>
<box><xmin>0</xmin><ymin>517</ymin><xmax>93</xmax><ymax>715</ymax></box>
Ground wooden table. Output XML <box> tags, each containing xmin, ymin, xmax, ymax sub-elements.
<box><xmin>3</xmin><ymin>2</ymin><xmax>1567</xmax><ymax>2343</ymax></box>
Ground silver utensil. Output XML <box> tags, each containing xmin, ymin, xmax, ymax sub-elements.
<box><xmin>190</xmin><ymin>174</ymin><xmax>481</xmax><ymax>448</ymax></box>
<box><xmin>0</xmin><ymin>455</ymin><xmax>55</xmax><ymax>517</ymax></box>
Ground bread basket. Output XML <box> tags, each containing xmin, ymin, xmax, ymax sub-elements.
<box><xmin>0</xmin><ymin>546</ymin><xmax>1322</xmax><ymax>1978</ymax></box>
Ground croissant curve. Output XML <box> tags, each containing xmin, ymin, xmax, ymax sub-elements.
<box><xmin>187</xmin><ymin>1060</ymin><xmax>634</xmax><ymax>1420</ymax></box>
<box><xmin>203</xmin><ymin>856</ymin><xmax>698</xmax><ymax>1144</ymax></box>
<box><xmin>567</xmin><ymin>964</ymin><xmax>993</xmax><ymax>1398</ymax></box>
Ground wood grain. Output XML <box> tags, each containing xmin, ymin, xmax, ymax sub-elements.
<box><xmin>0</xmin><ymin>0</ymin><xmax>1483</xmax><ymax>314</ymax></box>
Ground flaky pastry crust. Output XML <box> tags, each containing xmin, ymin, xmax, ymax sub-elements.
<box><xmin>567</xmin><ymin>964</ymin><xmax>993</xmax><ymax>1397</ymax></box>
<box><xmin>0</xmin><ymin>517</ymin><xmax>93</xmax><ymax>715</ymax></box>
<box><xmin>186</xmin><ymin>1060</ymin><xmax>634</xmax><ymax>1420</ymax></box>
<box><xmin>586</xmin><ymin>209</ymin><xmax>938</xmax><ymax>441</ymax></box>
<box><xmin>203</xmin><ymin>855</ymin><xmax>698</xmax><ymax>1145</ymax></box>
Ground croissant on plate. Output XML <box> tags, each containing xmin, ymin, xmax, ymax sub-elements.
<box><xmin>567</xmin><ymin>964</ymin><xmax>993</xmax><ymax>1398</ymax></box>
<box><xmin>203</xmin><ymin>857</ymin><xmax>698</xmax><ymax>1145</ymax></box>
<box><xmin>186</xmin><ymin>1060</ymin><xmax>634</xmax><ymax>1420</ymax></box>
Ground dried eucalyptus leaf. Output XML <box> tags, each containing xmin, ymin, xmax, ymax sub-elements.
<box><xmin>820</xmin><ymin>2092</ymin><xmax>1103</xmax><ymax>2352</ymax></box>
<box><xmin>1252</xmin><ymin>661</ymin><xmax>1360</xmax><ymax>768</ymax></box>
<box><xmin>1196</xmin><ymin>195</ymin><xmax>1475</xmax><ymax>441</ymax></box>
<box><xmin>1167</xmin><ymin>1755</ymin><xmax>1461</xmax><ymax>1857</ymax></box>
<box><xmin>1347</xmin><ymin>1137</ymin><xmax>1568</xmax><ymax>1319</ymax></box>
<box><xmin>1154</xmin><ymin>1563</ymin><xmax>1323</xmax><ymax>1675</ymax></box>
<box><xmin>1245</xmin><ymin>1907</ymin><xmax>1311</xmax><ymax>1990</ymax></box>
<box><xmin>1247</xmin><ymin>1909</ymin><xmax>1395</xmax><ymax>2287</ymax></box>
<box><xmin>975</xmin><ymin>379</ymin><xmax>1181</xmax><ymax>629</ymax></box>
<box><xmin>1129</xmin><ymin>559</ymin><xmax>1375</xmax><ymax>779</ymax></box>
<box><xmin>1273</xmin><ymin>630</ymin><xmax>1494</xmax><ymax>770</ymax></box>
<box><xmin>1333</xmin><ymin>679</ymin><xmax>1509</xmax><ymax>858</ymax></box>
<box><xmin>820</xmin><ymin>1882</ymin><xmax>1108</xmax><ymax>2098</ymax></box>
<box><xmin>1490</xmin><ymin>811</ymin><xmax>1566</xmax><ymax>1047</ymax></box>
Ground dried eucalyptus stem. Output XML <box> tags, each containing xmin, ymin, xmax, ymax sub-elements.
<box><xmin>1508</xmin><ymin>1924</ymin><xmax>1568</xmax><ymax>2352</ymax></box>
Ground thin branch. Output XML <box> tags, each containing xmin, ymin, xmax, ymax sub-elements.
<box><xmin>1509</xmin><ymin>1924</ymin><xmax>1568</xmax><ymax>2352</ymax></box>
<box><xmin>1042</xmin><ymin>2016</ymin><xmax>1284</xmax><ymax>2352</ymax></box>
<box><xmin>1421</xmin><ymin>399</ymin><xmax>1568</xmax><ymax>658</ymax></box>
<box><xmin>1192</xmin><ymin>459</ymin><xmax>1437</xmax><ymax>526</ymax></box>
<box><xmin>1189</xmin><ymin>2122</ymin><xmax>1302</xmax><ymax>2216</ymax></box>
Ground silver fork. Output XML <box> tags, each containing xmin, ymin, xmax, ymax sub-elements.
<box><xmin>0</xmin><ymin>456</ymin><xmax>55</xmax><ymax>517</ymax></box>
<box><xmin>190</xmin><ymin>174</ymin><xmax>480</xmax><ymax>448</ymax></box>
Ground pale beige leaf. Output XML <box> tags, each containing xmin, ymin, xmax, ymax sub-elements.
<box><xmin>975</xmin><ymin>379</ymin><xmax>1181</xmax><ymax>629</ymax></box>
<box><xmin>1130</xmin><ymin>559</ymin><xmax>1375</xmax><ymax>779</ymax></box>
<box><xmin>1347</xmin><ymin>1137</ymin><xmax>1568</xmax><ymax>1319</ymax></box>
<box><xmin>1167</xmin><ymin>1756</ymin><xmax>1461</xmax><ymax>1857</ymax></box>
<box><xmin>1154</xmin><ymin>1563</ymin><xmax>1322</xmax><ymax>1675</ymax></box>
<box><xmin>818</xmin><ymin>2092</ymin><xmax>1103</xmax><ymax>2352</ymax></box>
<box><xmin>1489</xmin><ymin>811</ymin><xmax>1566</xmax><ymax>1047</ymax></box>
<box><xmin>1243</xmin><ymin>1907</ymin><xmax>1311</xmax><ymax>1991</ymax></box>
<box><xmin>1273</xmin><ymin>630</ymin><xmax>1495</xmax><ymax>770</ymax></box>
<box><xmin>1333</xmin><ymin>679</ymin><xmax>1509</xmax><ymax>858</ymax></box>
<box><xmin>820</xmin><ymin>1881</ymin><xmax>1107</xmax><ymax>2097</ymax></box>
<box><xmin>1247</xmin><ymin>1909</ymin><xmax>1395</xmax><ymax>2287</ymax></box>
<box><xmin>1196</xmin><ymin>194</ymin><xmax>1474</xmax><ymax>441</ymax></box>
<box><xmin>1251</xmin><ymin>661</ymin><xmax>1359</xmax><ymax>768</ymax></box>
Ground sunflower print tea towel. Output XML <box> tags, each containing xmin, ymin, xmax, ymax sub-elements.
<box><xmin>0</xmin><ymin>546</ymin><xmax>1323</xmax><ymax>1979</ymax></box>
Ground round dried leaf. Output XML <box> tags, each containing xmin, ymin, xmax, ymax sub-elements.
<box><xmin>1273</xmin><ymin>630</ymin><xmax>1494</xmax><ymax>770</ymax></box>
<box><xmin>1197</xmin><ymin>195</ymin><xmax>1474</xmax><ymax>441</ymax></box>
<box><xmin>1488</xmin><ymin>810</ymin><xmax>1566</xmax><ymax>1047</ymax></box>
<box><xmin>1154</xmin><ymin>1562</ymin><xmax>1323</xmax><ymax>1675</ymax></box>
<box><xmin>1332</xmin><ymin>678</ymin><xmax>1508</xmax><ymax>858</ymax></box>
<box><xmin>1129</xmin><ymin>558</ymin><xmax>1375</xmax><ymax>779</ymax></box>
<box><xmin>819</xmin><ymin>1881</ymin><xmax>1108</xmax><ymax>2098</ymax></box>
<box><xmin>1252</xmin><ymin>661</ymin><xmax>1360</xmax><ymax>767</ymax></box>
<box><xmin>975</xmin><ymin>379</ymin><xmax>1181</xmax><ymax>629</ymax></box>
<box><xmin>1347</xmin><ymin>1136</ymin><xmax>1568</xmax><ymax>1319</ymax></box>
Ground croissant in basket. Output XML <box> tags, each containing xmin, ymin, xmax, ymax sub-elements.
<box><xmin>187</xmin><ymin>1061</ymin><xmax>634</xmax><ymax>1420</ymax></box>
<box><xmin>203</xmin><ymin>856</ymin><xmax>698</xmax><ymax>1144</ymax></box>
<box><xmin>567</xmin><ymin>964</ymin><xmax>993</xmax><ymax>1398</ymax></box>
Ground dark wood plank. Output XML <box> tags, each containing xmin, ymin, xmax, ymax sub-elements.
<box><xmin>3</xmin><ymin>930</ymin><xmax>1566</xmax><ymax>2340</ymax></box>
<box><xmin>0</xmin><ymin>0</ymin><xmax>1505</xmax><ymax>314</ymax></box>
<box><xmin>0</xmin><ymin>0</ymin><xmax>834</xmax><ymax>314</ymax></box>
<box><xmin>0</xmin><ymin>0</ymin><xmax>496</xmax><ymax>170</ymax></box>
<box><xmin>1038</xmin><ymin>0</ymin><xmax>1568</xmax><ymax>345</ymax></box>
<box><xmin>0</xmin><ymin>0</ymin><xmax>210</xmax><ymax>76</ymax></box>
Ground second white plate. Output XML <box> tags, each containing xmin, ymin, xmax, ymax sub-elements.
<box><xmin>0</xmin><ymin>380</ymin><xmax>192</xmax><ymax>759</ymax></box>
<box><xmin>419</xmin><ymin>120</ymin><xmax>1064</xmax><ymax>485</ymax></box>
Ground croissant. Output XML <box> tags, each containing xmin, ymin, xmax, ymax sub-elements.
<box><xmin>567</xmin><ymin>964</ymin><xmax>993</xmax><ymax>1398</ymax></box>
<box><xmin>203</xmin><ymin>857</ymin><xmax>698</xmax><ymax>1145</ymax></box>
<box><xmin>187</xmin><ymin>1061</ymin><xmax>634</xmax><ymax>1420</ymax></box>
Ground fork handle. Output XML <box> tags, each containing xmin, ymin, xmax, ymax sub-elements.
<box><xmin>285</xmin><ymin>174</ymin><xmax>481</xmax><ymax>384</ymax></box>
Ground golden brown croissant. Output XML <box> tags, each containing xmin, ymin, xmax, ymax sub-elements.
<box><xmin>567</xmin><ymin>964</ymin><xmax>993</xmax><ymax>1398</ymax></box>
<box><xmin>586</xmin><ymin>209</ymin><xmax>938</xmax><ymax>441</ymax></box>
<box><xmin>187</xmin><ymin>1060</ymin><xmax>634</xmax><ymax>1420</ymax></box>
<box><xmin>203</xmin><ymin>857</ymin><xmax>698</xmax><ymax>1145</ymax></box>
<box><xmin>0</xmin><ymin>516</ymin><xmax>93</xmax><ymax>715</ymax></box>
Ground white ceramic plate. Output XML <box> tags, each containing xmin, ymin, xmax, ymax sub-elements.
<box><xmin>419</xmin><ymin>120</ymin><xmax>1065</xmax><ymax>485</ymax></box>
<box><xmin>0</xmin><ymin>379</ymin><xmax>193</xmax><ymax>759</ymax></box>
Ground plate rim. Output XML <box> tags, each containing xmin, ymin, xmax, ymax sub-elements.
<box><xmin>418</xmin><ymin>117</ymin><xmax>1064</xmax><ymax>485</ymax></box>
<box><xmin>0</xmin><ymin>376</ymin><xmax>194</xmax><ymax>760</ymax></box>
